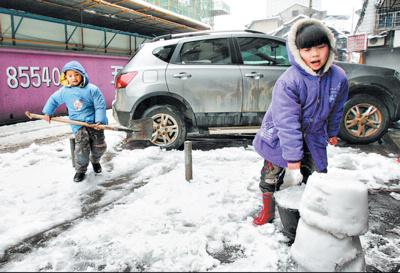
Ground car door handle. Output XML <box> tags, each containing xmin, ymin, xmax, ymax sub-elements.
<box><xmin>245</xmin><ymin>72</ymin><xmax>264</xmax><ymax>80</ymax></box>
<box><xmin>173</xmin><ymin>72</ymin><xmax>192</xmax><ymax>79</ymax></box>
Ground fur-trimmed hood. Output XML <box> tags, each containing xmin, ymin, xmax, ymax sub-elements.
<box><xmin>287</xmin><ymin>18</ymin><xmax>336</xmax><ymax>76</ymax></box>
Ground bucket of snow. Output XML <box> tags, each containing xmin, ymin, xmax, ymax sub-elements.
<box><xmin>274</xmin><ymin>184</ymin><xmax>305</xmax><ymax>242</ymax></box>
<box><xmin>299</xmin><ymin>173</ymin><xmax>368</xmax><ymax>238</ymax></box>
<box><xmin>291</xmin><ymin>218</ymin><xmax>366</xmax><ymax>272</ymax></box>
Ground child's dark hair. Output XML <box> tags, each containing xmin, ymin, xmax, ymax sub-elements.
<box><xmin>295</xmin><ymin>23</ymin><xmax>331</xmax><ymax>49</ymax></box>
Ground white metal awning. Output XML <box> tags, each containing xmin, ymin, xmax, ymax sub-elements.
<box><xmin>0</xmin><ymin>0</ymin><xmax>211</xmax><ymax>37</ymax></box>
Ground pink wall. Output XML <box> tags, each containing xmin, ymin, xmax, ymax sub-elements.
<box><xmin>0</xmin><ymin>48</ymin><xmax>129</xmax><ymax>123</ymax></box>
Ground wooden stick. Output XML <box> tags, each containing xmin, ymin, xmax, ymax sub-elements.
<box><xmin>25</xmin><ymin>111</ymin><xmax>153</xmax><ymax>140</ymax></box>
<box><xmin>26</xmin><ymin>111</ymin><xmax>97</xmax><ymax>128</ymax></box>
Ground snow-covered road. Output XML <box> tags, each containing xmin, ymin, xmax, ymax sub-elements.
<box><xmin>0</xmin><ymin>111</ymin><xmax>399</xmax><ymax>272</ymax></box>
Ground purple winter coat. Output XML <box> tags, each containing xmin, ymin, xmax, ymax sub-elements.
<box><xmin>253</xmin><ymin>18</ymin><xmax>349</xmax><ymax>172</ymax></box>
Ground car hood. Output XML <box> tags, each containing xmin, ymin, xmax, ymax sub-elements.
<box><xmin>335</xmin><ymin>61</ymin><xmax>396</xmax><ymax>77</ymax></box>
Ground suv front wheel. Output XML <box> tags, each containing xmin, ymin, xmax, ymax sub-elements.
<box><xmin>339</xmin><ymin>94</ymin><xmax>389</xmax><ymax>144</ymax></box>
<box><xmin>143</xmin><ymin>105</ymin><xmax>187</xmax><ymax>149</ymax></box>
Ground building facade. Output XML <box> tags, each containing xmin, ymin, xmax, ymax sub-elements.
<box><xmin>248</xmin><ymin>4</ymin><xmax>326</xmax><ymax>34</ymax></box>
<box><xmin>355</xmin><ymin>0</ymin><xmax>400</xmax><ymax>70</ymax></box>
<box><xmin>265</xmin><ymin>0</ymin><xmax>321</xmax><ymax>17</ymax></box>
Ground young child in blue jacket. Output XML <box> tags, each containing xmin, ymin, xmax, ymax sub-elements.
<box><xmin>252</xmin><ymin>18</ymin><xmax>349</xmax><ymax>225</ymax></box>
<box><xmin>43</xmin><ymin>61</ymin><xmax>108</xmax><ymax>182</ymax></box>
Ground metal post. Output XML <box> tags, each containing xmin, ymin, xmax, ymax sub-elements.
<box><xmin>69</xmin><ymin>136</ymin><xmax>76</xmax><ymax>168</ymax></box>
<box><xmin>184</xmin><ymin>141</ymin><xmax>192</xmax><ymax>181</ymax></box>
<box><xmin>11</xmin><ymin>14</ymin><xmax>15</xmax><ymax>46</ymax></box>
<box><xmin>0</xmin><ymin>13</ymin><xmax>3</xmax><ymax>44</ymax></box>
<box><xmin>65</xmin><ymin>24</ymin><xmax>68</xmax><ymax>49</ymax></box>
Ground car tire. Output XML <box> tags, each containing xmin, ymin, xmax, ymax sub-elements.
<box><xmin>339</xmin><ymin>94</ymin><xmax>389</xmax><ymax>144</ymax></box>
<box><xmin>143</xmin><ymin>105</ymin><xmax>186</xmax><ymax>150</ymax></box>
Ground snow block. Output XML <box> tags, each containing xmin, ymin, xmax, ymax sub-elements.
<box><xmin>274</xmin><ymin>184</ymin><xmax>305</xmax><ymax>210</ymax></box>
<box><xmin>291</xmin><ymin>219</ymin><xmax>366</xmax><ymax>272</ymax></box>
<box><xmin>299</xmin><ymin>174</ymin><xmax>368</xmax><ymax>238</ymax></box>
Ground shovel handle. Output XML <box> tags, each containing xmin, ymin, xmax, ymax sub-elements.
<box><xmin>25</xmin><ymin>111</ymin><xmax>98</xmax><ymax>128</ymax></box>
<box><xmin>25</xmin><ymin>111</ymin><xmax>144</xmax><ymax>133</ymax></box>
<box><xmin>26</xmin><ymin>111</ymin><xmax>153</xmax><ymax>140</ymax></box>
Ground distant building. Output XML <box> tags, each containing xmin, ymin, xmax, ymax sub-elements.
<box><xmin>355</xmin><ymin>0</ymin><xmax>400</xmax><ymax>70</ymax></box>
<box><xmin>265</xmin><ymin>0</ymin><xmax>322</xmax><ymax>17</ymax></box>
<box><xmin>323</xmin><ymin>15</ymin><xmax>353</xmax><ymax>34</ymax></box>
<box><xmin>279</xmin><ymin>3</ymin><xmax>325</xmax><ymax>22</ymax></box>
<box><xmin>247</xmin><ymin>17</ymin><xmax>282</xmax><ymax>34</ymax></box>
<box><xmin>268</xmin><ymin>15</ymin><xmax>309</xmax><ymax>38</ymax></box>
<box><xmin>248</xmin><ymin>3</ymin><xmax>326</xmax><ymax>33</ymax></box>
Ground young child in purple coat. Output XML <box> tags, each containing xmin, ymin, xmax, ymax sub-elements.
<box><xmin>252</xmin><ymin>18</ymin><xmax>349</xmax><ymax>225</ymax></box>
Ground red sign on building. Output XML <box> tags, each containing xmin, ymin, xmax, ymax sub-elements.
<box><xmin>347</xmin><ymin>33</ymin><xmax>367</xmax><ymax>52</ymax></box>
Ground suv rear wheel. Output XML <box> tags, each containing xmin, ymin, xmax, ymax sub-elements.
<box><xmin>143</xmin><ymin>105</ymin><xmax>186</xmax><ymax>149</ymax></box>
<box><xmin>339</xmin><ymin>94</ymin><xmax>389</xmax><ymax>144</ymax></box>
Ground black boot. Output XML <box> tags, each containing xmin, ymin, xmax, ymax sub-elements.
<box><xmin>92</xmin><ymin>163</ymin><xmax>102</xmax><ymax>173</ymax></box>
<box><xmin>73</xmin><ymin>172</ymin><xmax>86</xmax><ymax>182</ymax></box>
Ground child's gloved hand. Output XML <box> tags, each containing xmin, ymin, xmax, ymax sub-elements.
<box><xmin>283</xmin><ymin>168</ymin><xmax>303</xmax><ymax>186</ymax></box>
<box><xmin>93</xmin><ymin>122</ymin><xmax>103</xmax><ymax>130</ymax></box>
<box><xmin>44</xmin><ymin>114</ymin><xmax>51</xmax><ymax>124</ymax></box>
<box><xmin>329</xmin><ymin>136</ymin><xmax>338</xmax><ymax>146</ymax></box>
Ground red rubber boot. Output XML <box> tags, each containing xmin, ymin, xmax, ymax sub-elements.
<box><xmin>253</xmin><ymin>192</ymin><xmax>275</xmax><ymax>225</ymax></box>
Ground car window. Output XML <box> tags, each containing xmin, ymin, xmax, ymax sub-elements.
<box><xmin>237</xmin><ymin>37</ymin><xmax>290</xmax><ymax>66</ymax></box>
<box><xmin>153</xmin><ymin>44</ymin><xmax>177</xmax><ymax>63</ymax></box>
<box><xmin>179</xmin><ymin>38</ymin><xmax>232</xmax><ymax>65</ymax></box>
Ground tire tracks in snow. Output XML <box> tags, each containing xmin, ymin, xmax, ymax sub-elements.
<box><xmin>0</xmin><ymin>133</ymin><xmax>71</xmax><ymax>154</ymax></box>
<box><xmin>0</xmin><ymin>174</ymin><xmax>142</xmax><ymax>266</ymax></box>
<box><xmin>0</xmin><ymin>150</ymin><xmax>178</xmax><ymax>268</ymax></box>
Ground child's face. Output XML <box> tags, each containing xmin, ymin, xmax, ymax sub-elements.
<box><xmin>299</xmin><ymin>43</ymin><xmax>330</xmax><ymax>72</ymax></box>
<box><xmin>65</xmin><ymin>70</ymin><xmax>83</xmax><ymax>86</ymax></box>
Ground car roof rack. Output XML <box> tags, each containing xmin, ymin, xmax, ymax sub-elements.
<box><xmin>244</xmin><ymin>29</ymin><xmax>266</xmax><ymax>34</ymax></box>
<box><xmin>150</xmin><ymin>29</ymin><xmax>266</xmax><ymax>42</ymax></box>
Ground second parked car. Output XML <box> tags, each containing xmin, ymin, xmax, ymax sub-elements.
<box><xmin>113</xmin><ymin>30</ymin><xmax>400</xmax><ymax>149</ymax></box>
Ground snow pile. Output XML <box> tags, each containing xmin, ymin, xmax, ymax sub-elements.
<box><xmin>291</xmin><ymin>174</ymin><xmax>368</xmax><ymax>272</ymax></box>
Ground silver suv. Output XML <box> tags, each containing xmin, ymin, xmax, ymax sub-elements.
<box><xmin>112</xmin><ymin>30</ymin><xmax>400</xmax><ymax>149</ymax></box>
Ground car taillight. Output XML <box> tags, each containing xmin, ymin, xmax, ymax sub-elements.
<box><xmin>115</xmin><ymin>71</ymin><xmax>138</xmax><ymax>88</ymax></box>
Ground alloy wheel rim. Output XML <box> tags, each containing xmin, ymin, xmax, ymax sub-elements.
<box><xmin>150</xmin><ymin>113</ymin><xmax>179</xmax><ymax>146</ymax></box>
<box><xmin>344</xmin><ymin>103</ymin><xmax>382</xmax><ymax>138</ymax></box>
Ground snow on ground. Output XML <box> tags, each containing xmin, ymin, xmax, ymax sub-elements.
<box><xmin>0</xmin><ymin>111</ymin><xmax>399</xmax><ymax>271</ymax></box>
<box><xmin>0</xmin><ymin>119</ymin><xmax>71</xmax><ymax>151</ymax></box>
